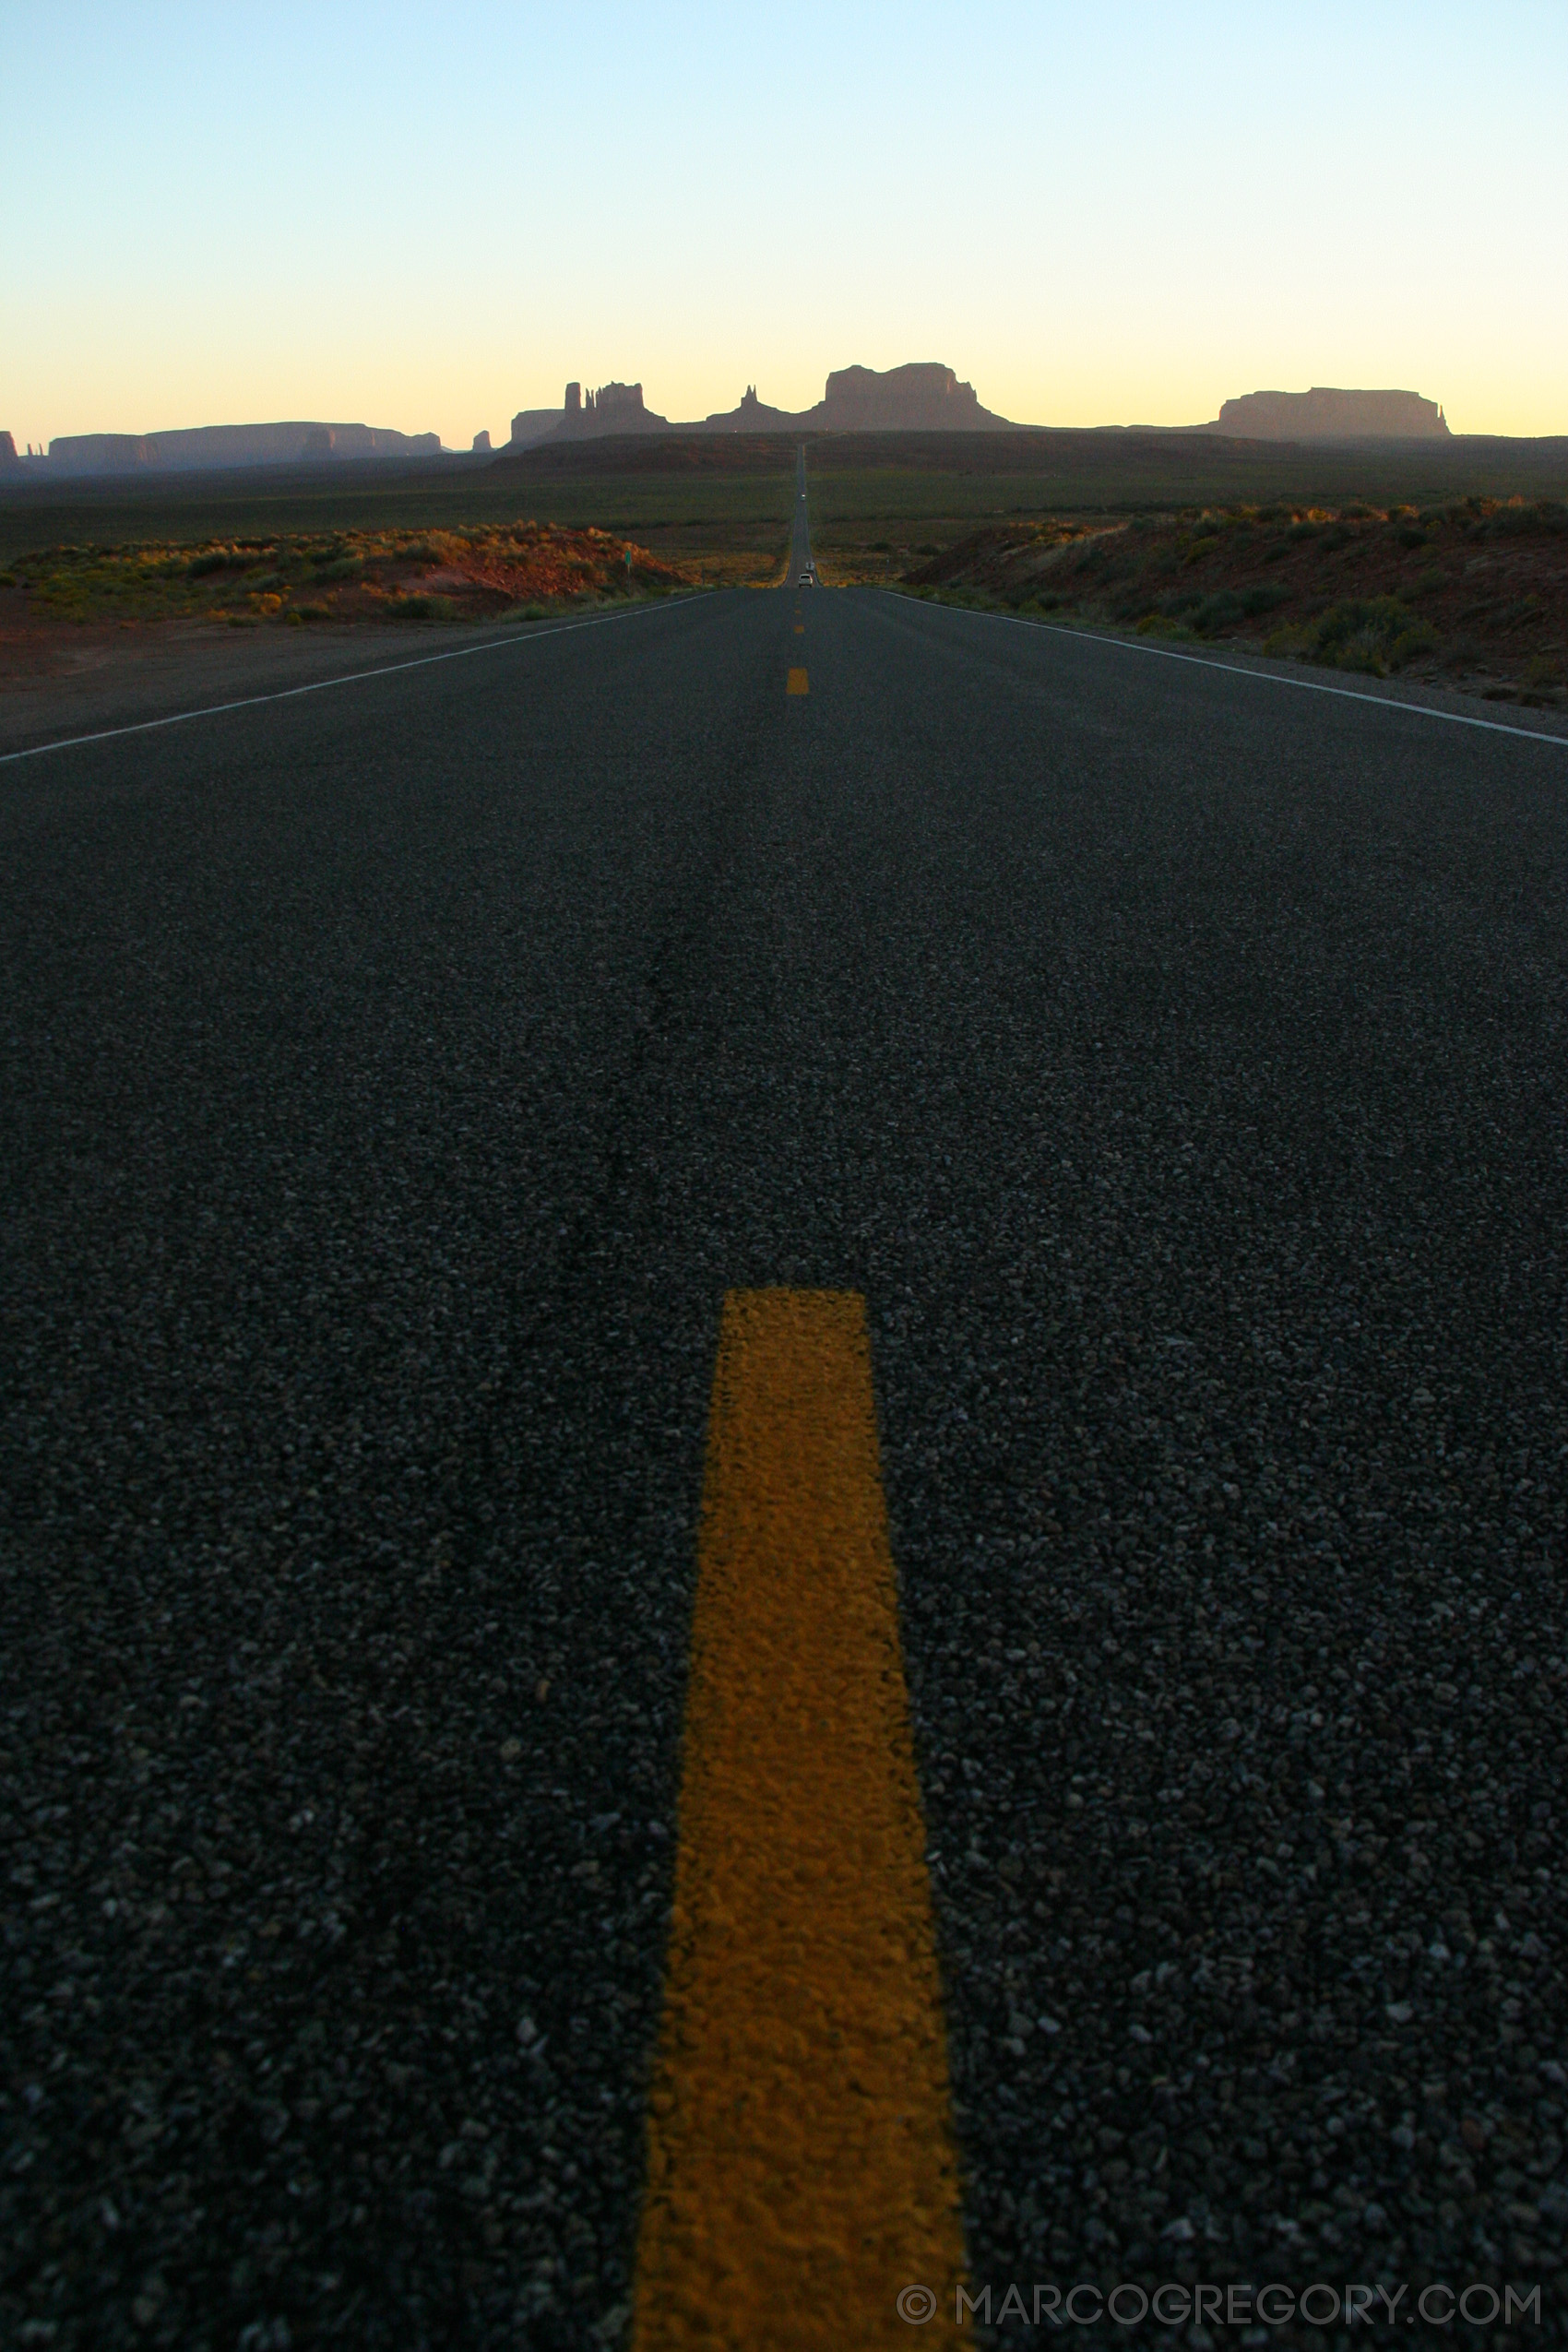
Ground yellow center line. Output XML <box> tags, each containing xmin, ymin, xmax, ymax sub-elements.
<box><xmin>634</xmin><ymin>1289</ymin><xmax>967</xmax><ymax>2349</ymax></box>
<box><xmin>786</xmin><ymin>667</ymin><xmax>809</xmax><ymax>695</ymax></box>
<box><xmin>793</xmin><ymin>624</ymin><xmax>804</xmax><ymax>635</ymax></box>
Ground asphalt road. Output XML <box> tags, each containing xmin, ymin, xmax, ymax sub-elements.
<box><xmin>6</xmin><ymin>553</ymin><xmax>1568</xmax><ymax>2348</ymax></box>
<box><xmin>790</xmin><ymin>446</ymin><xmax>814</xmax><ymax>583</ymax></box>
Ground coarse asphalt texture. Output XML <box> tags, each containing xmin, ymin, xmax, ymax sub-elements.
<box><xmin>5</xmin><ymin>477</ymin><xmax>1568</xmax><ymax>2350</ymax></box>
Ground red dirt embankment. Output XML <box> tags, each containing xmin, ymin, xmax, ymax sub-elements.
<box><xmin>0</xmin><ymin>520</ymin><xmax>685</xmax><ymax>694</ymax></box>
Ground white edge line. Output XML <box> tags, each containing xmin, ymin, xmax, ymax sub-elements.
<box><xmin>879</xmin><ymin>589</ymin><xmax>1568</xmax><ymax>752</ymax></box>
<box><xmin>0</xmin><ymin>594</ymin><xmax>704</xmax><ymax>768</ymax></box>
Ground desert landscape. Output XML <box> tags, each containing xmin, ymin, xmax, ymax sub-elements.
<box><xmin>4</xmin><ymin>376</ymin><xmax>1564</xmax><ymax>712</ymax></box>
<box><xmin>10</xmin><ymin>9</ymin><xmax>1568</xmax><ymax>2346</ymax></box>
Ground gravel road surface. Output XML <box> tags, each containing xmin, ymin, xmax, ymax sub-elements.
<box><xmin>5</xmin><ymin>569</ymin><xmax>1568</xmax><ymax>2348</ymax></box>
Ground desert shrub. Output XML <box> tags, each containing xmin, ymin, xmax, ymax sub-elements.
<box><xmin>1396</xmin><ymin>525</ymin><xmax>1429</xmax><ymax>549</ymax></box>
<box><xmin>1316</xmin><ymin>523</ymin><xmax>1353</xmax><ymax>552</ymax></box>
<box><xmin>1486</xmin><ymin>499</ymin><xmax>1568</xmax><ymax>540</ymax></box>
<box><xmin>315</xmin><ymin>555</ymin><xmax>363</xmax><ymax>581</ymax></box>
<box><xmin>1070</xmin><ymin>540</ymin><xmax>1127</xmax><ymax>580</ymax></box>
<box><xmin>293</xmin><ymin>602</ymin><xmax>331</xmax><ymax>622</ymax></box>
<box><xmin>382</xmin><ymin>593</ymin><xmax>456</xmax><ymax>622</ymax></box>
<box><xmin>1190</xmin><ymin>585</ymin><xmax>1287</xmax><ymax>636</ymax></box>
<box><xmin>1263</xmin><ymin>539</ymin><xmax>1290</xmax><ymax>563</ymax></box>
<box><xmin>186</xmin><ymin>550</ymin><xmax>232</xmax><ymax>577</ymax></box>
<box><xmin>1388</xmin><ymin>621</ymin><xmax>1438</xmax><ymax>667</ymax></box>
<box><xmin>1308</xmin><ymin>598</ymin><xmax>1433</xmax><ymax>673</ymax></box>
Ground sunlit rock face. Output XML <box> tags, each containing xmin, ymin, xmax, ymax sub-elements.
<box><xmin>1216</xmin><ymin>387</ymin><xmax>1451</xmax><ymax>439</ymax></box>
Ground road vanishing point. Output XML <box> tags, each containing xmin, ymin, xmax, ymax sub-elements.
<box><xmin>6</xmin><ymin>460</ymin><xmax>1568</xmax><ymax>2348</ymax></box>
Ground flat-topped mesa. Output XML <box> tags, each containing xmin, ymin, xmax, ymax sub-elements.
<box><xmin>815</xmin><ymin>362</ymin><xmax>1008</xmax><ymax>432</ymax></box>
<box><xmin>1217</xmin><ymin>387</ymin><xmax>1450</xmax><ymax>441</ymax></box>
<box><xmin>45</xmin><ymin>422</ymin><xmax>440</xmax><ymax>474</ymax></box>
<box><xmin>0</xmin><ymin>431</ymin><xmax>19</xmax><ymax>468</ymax></box>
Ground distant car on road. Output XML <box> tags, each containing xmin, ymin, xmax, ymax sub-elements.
<box><xmin>799</xmin><ymin>572</ymin><xmax>814</xmax><ymax>587</ymax></box>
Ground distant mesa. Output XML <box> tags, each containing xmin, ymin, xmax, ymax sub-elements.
<box><xmin>1210</xmin><ymin>387</ymin><xmax>1450</xmax><ymax>441</ymax></box>
<box><xmin>811</xmin><ymin>362</ymin><xmax>1007</xmax><ymax>433</ymax></box>
<box><xmin>701</xmin><ymin>385</ymin><xmax>799</xmax><ymax>433</ymax></box>
<box><xmin>41</xmin><ymin>421</ymin><xmax>442</xmax><ymax>475</ymax></box>
<box><xmin>0</xmin><ymin>431</ymin><xmax>18</xmax><ymax>469</ymax></box>
<box><xmin>511</xmin><ymin>381</ymin><xmax>669</xmax><ymax>448</ymax></box>
<box><xmin>505</xmin><ymin>362</ymin><xmax>1011</xmax><ymax>451</ymax></box>
<box><xmin>508</xmin><ymin>405</ymin><xmax>565</xmax><ymax>449</ymax></box>
<box><xmin>472</xmin><ymin>430</ymin><xmax>492</xmax><ymax>454</ymax></box>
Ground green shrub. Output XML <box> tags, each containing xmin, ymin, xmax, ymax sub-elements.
<box><xmin>314</xmin><ymin>555</ymin><xmax>363</xmax><ymax>582</ymax></box>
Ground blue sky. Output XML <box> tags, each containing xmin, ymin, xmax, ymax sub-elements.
<box><xmin>4</xmin><ymin>0</ymin><xmax>1563</xmax><ymax>448</ymax></box>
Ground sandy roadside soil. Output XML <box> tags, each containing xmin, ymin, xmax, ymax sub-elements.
<box><xmin>0</xmin><ymin>610</ymin><xmax>626</xmax><ymax>761</ymax></box>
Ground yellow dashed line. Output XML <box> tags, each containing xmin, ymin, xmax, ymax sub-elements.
<box><xmin>793</xmin><ymin>624</ymin><xmax>804</xmax><ymax>635</ymax></box>
<box><xmin>634</xmin><ymin>1290</ymin><xmax>966</xmax><ymax>2349</ymax></box>
<box><xmin>786</xmin><ymin>667</ymin><xmax>809</xmax><ymax>695</ymax></box>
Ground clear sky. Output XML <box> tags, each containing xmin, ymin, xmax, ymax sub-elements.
<box><xmin>4</xmin><ymin>0</ymin><xmax>1563</xmax><ymax>450</ymax></box>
